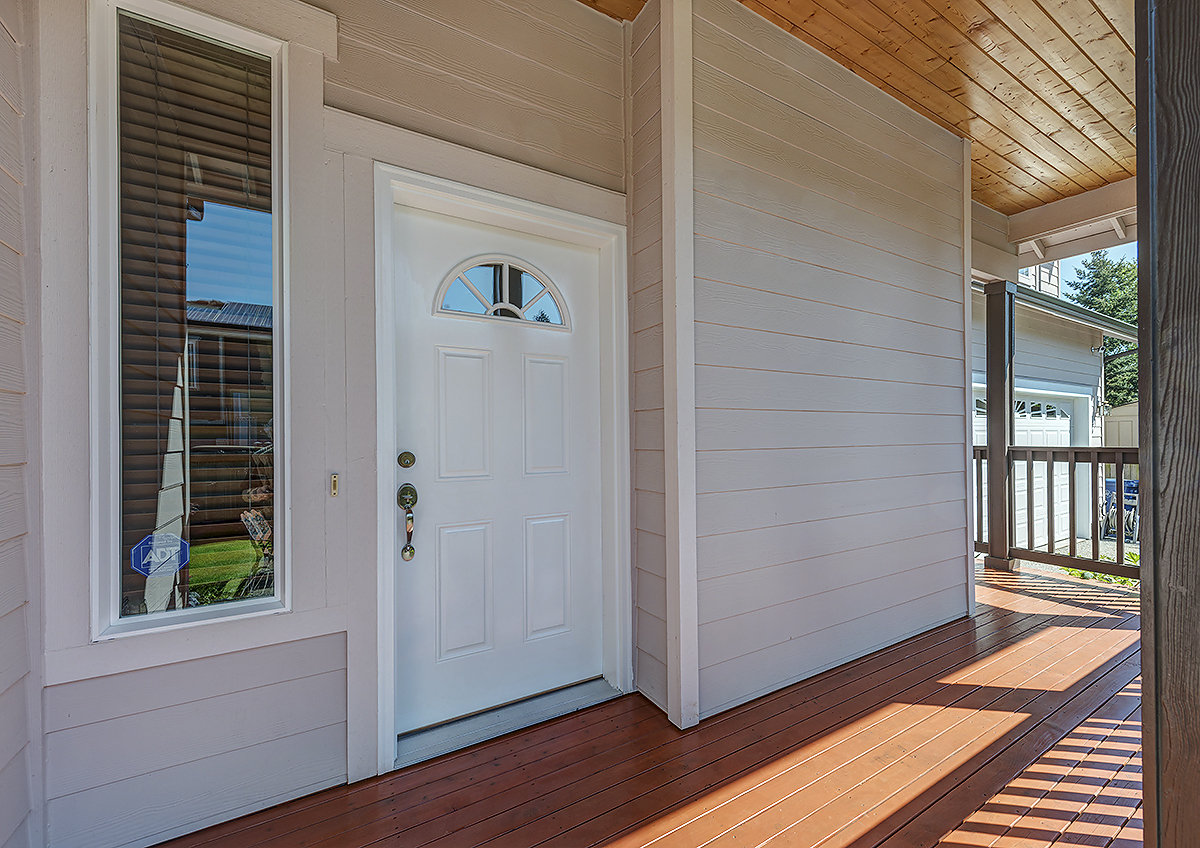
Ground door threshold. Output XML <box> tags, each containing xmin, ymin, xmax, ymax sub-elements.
<box><xmin>395</xmin><ymin>678</ymin><xmax>622</xmax><ymax>770</ymax></box>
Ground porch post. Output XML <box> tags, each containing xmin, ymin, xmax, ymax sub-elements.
<box><xmin>983</xmin><ymin>280</ymin><xmax>1015</xmax><ymax>570</ymax></box>
<box><xmin>1138</xmin><ymin>1</ymin><xmax>1200</xmax><ymax>844</ymax></box>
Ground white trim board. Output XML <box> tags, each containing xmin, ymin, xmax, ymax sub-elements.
<box><xmin>1008</xmin><ymin>178</ymin><xmax>1136</xmax><ymax>245</ymax></box>
<box><xmin>660</xmin><ymin>0</ymin><xmax>700</xmax><ymax>732</ymax></box>
<box><xmin>1009</xmin><ymin>179</ymin><xmax>1137</xmax><ymax>269</ymax></box>
<box><xmin>971</xmin><ymin>379</ymin><xmax>1092</xmax><ymax>399</ymax></box>
<box><xmin>960</xmin><ymin>137</ymin><xmax>975</xmax><ymax>616</ymax></box>
<box><xmin>372</xmin><ymin>162</ymin><xmax>632</xmax><ymax>775</ymax></box>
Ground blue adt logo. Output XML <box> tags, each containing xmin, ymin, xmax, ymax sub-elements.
<box><xmin>131</xmin><ymin>533</ymin><xmax>190</xmax><ymax>578</ymax></box>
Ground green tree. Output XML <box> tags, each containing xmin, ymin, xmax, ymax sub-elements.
<box><xmin>1064</xmin><ymin>250</ymin><xmax>1138</xmax><ymax>407</ymax></box>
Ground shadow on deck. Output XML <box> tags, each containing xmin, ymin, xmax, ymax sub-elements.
<box><xmin>159</xmin><ymin>566</ymin><xmax>1142</xmax><ymax>848</ymax></box>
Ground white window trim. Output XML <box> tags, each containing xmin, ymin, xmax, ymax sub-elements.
<box><xmin>88</xmin><ymin>0</ymin><xmax>293</xmax><ymax>639</ymax></box>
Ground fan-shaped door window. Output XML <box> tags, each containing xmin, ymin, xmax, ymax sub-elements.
<box><xmin>437</xmin><ymin>256</ymin><xmax>569</xmax><ymax>330</ymax></box>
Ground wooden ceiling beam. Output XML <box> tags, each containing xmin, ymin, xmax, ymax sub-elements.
<box><xmin>1008</xmin><ymin>175</ymin><xmax>1137</xmax><ymax>244</ymax></box>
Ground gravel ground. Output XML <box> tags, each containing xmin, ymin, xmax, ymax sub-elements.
<box><xmin>1066</xmin><ymin>536</ymin><xmax>1140</xmax><ymax>563</ymax></box>
<box><xmin>977</xmin><ymin>533</ymin><xmax>1140</xmax><ymax>582</ymax></box>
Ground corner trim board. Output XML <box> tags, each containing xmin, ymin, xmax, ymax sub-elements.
<box><xmin>961</xmin><ymin>137</ymin><xmax>976</xmax><ymax>614</ymax></box>
<box><xmin>660</xmin><ymin>0</ymin><xmax>700</xmax><ymax>730</ymax></box>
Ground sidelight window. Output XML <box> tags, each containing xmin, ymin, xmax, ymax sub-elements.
<box><xmin>97</xmin><ymin>6</ymin><xmax>285</xmax><ymax>628</ymax></box>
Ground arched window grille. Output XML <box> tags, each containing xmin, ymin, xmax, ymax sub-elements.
<box><xmin>435</xmin><ymin>256</ymin><xmax>570</xmax><ymax>330</ymax></box>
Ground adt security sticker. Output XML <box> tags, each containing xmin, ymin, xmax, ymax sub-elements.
<box><xmin>131</xmin><ymin>533</ymin><xmax>190</xmax><ymax>578</ymax></box>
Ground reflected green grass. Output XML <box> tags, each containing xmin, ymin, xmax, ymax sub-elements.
<box><xmin>186</xmin><ymin>539</ymin><xmax>262</xmax><ymax>603</ymax></box>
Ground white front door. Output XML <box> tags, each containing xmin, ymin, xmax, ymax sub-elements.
<box><xmin>391</xmin><ymin>201</ymin><xmax>604</xmax><ymax>735</ymax></box>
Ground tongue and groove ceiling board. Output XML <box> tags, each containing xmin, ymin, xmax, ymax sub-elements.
<box><xmin>578</xmin><ymin>0</ymin><xmax>1136</xmax><ymax>216</ymax></box>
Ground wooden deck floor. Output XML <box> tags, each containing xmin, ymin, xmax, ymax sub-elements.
<box><xmin>160</xmin><ymin>566</ymin><xmax>1141</xmax><ymax>848</ymax></box>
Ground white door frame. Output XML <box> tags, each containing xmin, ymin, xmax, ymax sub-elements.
<box><xmin>373</xmin><ymin>162</ymin><xmax>632</xmax><ymax>772</ymax></box>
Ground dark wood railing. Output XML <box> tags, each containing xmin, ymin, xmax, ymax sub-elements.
<box><xmin>973</xmin><ymin>446</ymin><xmax>1140</xmax><ymax>580</ymax></box>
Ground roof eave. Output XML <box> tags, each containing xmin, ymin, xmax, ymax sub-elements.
<box><xmin>971</xmin><ymin>281</ymin><xmax>1138</xmax><ymax>344</ymax></box>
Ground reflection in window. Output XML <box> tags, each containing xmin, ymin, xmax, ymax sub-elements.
<box><xmin>437</xmin><ymin>259</ymin><xmax>567</xmax><ymax>328</ymax></box>
<box><xmin>1011</xmin><ymin>400</ymin><xmax>1070</xmax><ymax>419</ymax></box>
<box><xmin>976</xmin><ymin>396</ymin><xmax>1072</xmax><ymax>420</ymax></box>
<box><xmin>117</xmin><ymin>13</ymin><xmax>276</xmax><ymax>618</ymax></box>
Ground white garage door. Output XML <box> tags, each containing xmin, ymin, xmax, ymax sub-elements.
<box><xmin>974</xmin><ymin>392</ymin><xmax>1074</xmax><ymax>550</ymax></box>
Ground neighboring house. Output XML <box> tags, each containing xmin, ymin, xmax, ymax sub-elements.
<box><xmin>2</xmin><ymin>0</ymin><xmax>1195</xmax><ymax>847</ymax></box>
<box><xmin>967</xmin><ymin>269</ymin><xmax>1137</xmax><ymax>548</ymax></box>
<box><xmin>1018</xmin><ymin>259</ymin><xmax>1062</xmax><ymax>297</ymax></box>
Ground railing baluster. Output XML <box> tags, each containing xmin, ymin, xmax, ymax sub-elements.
<box><xmin>1116</xmin><ymin>453</ymin><xmax>1125</xmax><ymax>566</ymax></box>
<box><xmin>1068</xmin><ymin>450</ymin><xmax>1077</xmax><ymax>558</ymax></box>
<box><xmin>1091</xmin><ymin>453</ymin><xmax>1100</xmax><ymax>561</ymax></box>
<box><xmin>976</xmin><ymin>450</ymin><xmax>984</xmax><ymax>544</ymax></box>
<box><xmin>1003</xmin><ymin>446</ymin><xmax>1138</xmax><ymax>581</ymax></box>
<box><xmin>1027</xmin><ymin>454</ymin><xmax>1035</xmax><ymax>550</ymax></box>
<box><xmin>1046</xmin><ymin>455</ymin><xmax>1055</xmax><ymax>554</ymax></box>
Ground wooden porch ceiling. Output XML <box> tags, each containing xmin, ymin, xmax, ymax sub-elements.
<box><xmin>158</xmin><ymin>567</ymin><xmax>1140</xmax><ymax>848</ymax></box>
<box><xmin>580</xmin><ymin>0</ymin><xmax>1136</xmax><ymax>216</ymax></box>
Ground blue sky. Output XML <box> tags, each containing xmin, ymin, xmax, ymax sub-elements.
<box><xmin>1059</xmin><ymin>241</ymin><xmax>1136</xmax><ymax>299</ymax></box>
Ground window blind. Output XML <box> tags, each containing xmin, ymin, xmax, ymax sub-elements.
<box><xmin>118</xmin><ymin>13</ymin><xmax>274</xmax><ymax>616</ymax></box>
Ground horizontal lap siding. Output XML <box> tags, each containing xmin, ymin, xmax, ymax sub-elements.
<box><xmin>970</xmin><ymin>294</ymin><xmax>1103</xmax><ymax>390</ymax></box>
<box><xmin>324</xmin><ymin>0</ymin><xmax>625</xmax><ymax>192</ymax></box>
<box><xmin>0</xmin><ymin>4</ymin><xmax>29</xmax><ymax>845</ymax></box>
<box><xmin>691</xmin><ymin>0</ymin><xmax>969</xmax><ymax>718</ymax></box>
<box><xmin>630</xmin><ymin>0</ymin><xmax>667</xmax><ymax>712</ymax></box>
<box><xmin>972</xmin><ymin>201</ymin><xmax>1012</xmax><ymax>255</ymax></box>
<box><xmin>970</xmin><ymin>201</ymin><xmax>1018</xmax><ymax>280</ymax></box>
<box><xmin>42</xmin><ymin>634</ymin><xmax>348</xmax><ymax>848</ymax></box>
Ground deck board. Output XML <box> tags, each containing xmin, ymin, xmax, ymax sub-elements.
<box><xmin>157</xmin><ymin>566</ymin><xmax>1142</xmax><ymax>848</ymax></box>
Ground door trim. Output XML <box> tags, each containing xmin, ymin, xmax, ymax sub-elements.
<box><xmin>373</xmin><ymin>162</ymin><xmax>632</xmax><ymax>773</ymax></box>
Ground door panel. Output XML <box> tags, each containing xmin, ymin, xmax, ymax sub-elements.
<box><xmin>436</xmin><ymin>522</ymin><xmax>492</xmax><ymax>660</ymax></box>
<box><xmin>525</xmin><ymin>514</ymin><xmax>570</xmax><ymax>639</ymax></box>
<box><xmin>438</xmin><ymin>348</ymin><xmax>491</xmax><ymax>479</ymax></box>
<box><xmin>524</xmin><ymin>356</ymin><xmax>569</xmax><ymax>475</ymax></box>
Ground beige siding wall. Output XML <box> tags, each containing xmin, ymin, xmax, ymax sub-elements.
<box><xmin>42</xmin><ymin>635</ymin><xmax>347</xmax><ymax>848</ymax></box>
<box><xmin>0</xmin><ymin>0</ymin><xmax>31</xmax><ymax>844</ymax></box>
<box><xmin>33</xmin><ymin>0</ymin><xmax>628</xmax><ymax>844</ymax></box>
<box><xmin>972</xmin><ymin>202</ymin><xmax>1010</xmax><ymax>255</ymax></box>
<box><xmin>629</xmin><ymin>0</ymin><xmax>667</xmax><ymax>711</ymax></box>
<box><xmin>324</xmin><ymin>0</ymin><xmax>625</xmax><ymax>193</ymax></box>
<box><xmin>691</xmin><ymin>0</ymin><xmax>970</xmax><ymax>717</ymax></box>
<box><xmin>33</xmin><ymin>2</ymin><xmax>351</xmax><ymax>839</ymax></box>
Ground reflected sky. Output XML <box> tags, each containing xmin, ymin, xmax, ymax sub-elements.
<box><xmin>186</xmin><ymin>202</ymin><xmax>273</xmax><ymax>306</ymax></box>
